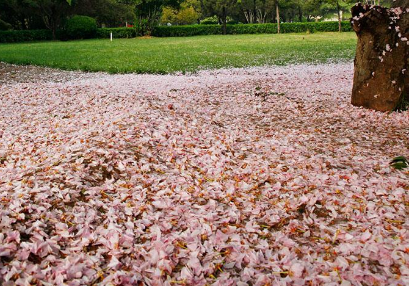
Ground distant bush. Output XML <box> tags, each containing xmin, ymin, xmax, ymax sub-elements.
<box><xmin>0</xmin><ymin>21</ymin><xmax>352</xmax><ymax>43</ymax></box>
<box><xmin>96</xmin><ymin>27</ymin><xmax>137</xmax><ymax>38</ymax></box>
<box><xmin>0</xmin><ymin>29</ymin><xmax>53</xmax><ymax>43</ymax></box>
<box><xmin>152</xmin><ymin>21</ymin><xmax>353</xmax><ymax>37</ymax></box>
<box><xmin>65</xmin><ymin>15</ymin><xmax>97</xmax><ymax>39</ymax></box>
<box><xmin>227</xmin><ymin>20</ymin><xmax>239</xmax><ymax>24</ymax></box>
<box><xmin>153</xmin><ymin>24</ymin><xmax>221</xmax><ymax>37</ymax></box>
<box><xmin>0</xmin><ymin>28</ymin><xmax>137</xmax><ymax>43</ymax></box>
<box><xmin>200</xmin><ymin>16</ymin><xmax>218</xmax><ymax>25</ymax></box>
<box><xmin>309</xmin><ymin>21</ymin><xmax>353</xmax><ymax>32</ymax></box>
<box><xmin>161</xmin><ymin>6</ymin><xmax>199</xmax><ymax>25</ymax></box>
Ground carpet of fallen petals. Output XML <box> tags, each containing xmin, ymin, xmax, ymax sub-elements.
<box><xmin>0</xmin><ymin>63</ymin><xmax>409</xmax><ymax>286</ymax></box>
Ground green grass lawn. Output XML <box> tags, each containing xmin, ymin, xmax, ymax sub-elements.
<box><xmin>0</xmin><ymin>33</ymin><xmax>357</xmax><ymax>74</ymax></box>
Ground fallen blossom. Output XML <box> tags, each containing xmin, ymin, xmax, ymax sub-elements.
<box><xmin>0</xmin><ymin>62</ymin><xmax>408</xmax><ymax>285</ymax></box>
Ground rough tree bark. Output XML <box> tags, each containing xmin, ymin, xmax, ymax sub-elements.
<box><xmin>351</xmin><ymin>2</ymin><xmax>409</xmax><ymax>111</ymax></box>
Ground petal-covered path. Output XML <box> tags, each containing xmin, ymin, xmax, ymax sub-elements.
<box><xmin>0</xmin><ymin>63</ymin><xmax>408</xmax><ymax>286</ymax></box>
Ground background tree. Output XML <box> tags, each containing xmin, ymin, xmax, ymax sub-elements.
<box><xmin>238</xmin><ymin>0</ymin><xmax>274</xmax><ymax>23</ymax></box>
<box><xmin>0</xmin><ymin>0</ymin><xmax>135</xmax><ymax>31</ymax></box>
<box><xmin>303</xmin><ymin>0</ymin><xmax>324</xmax><ymax>21</ymax></box>
<box><xmin>0</xmin><ymin>0</ymin><xmax>43</xmax><ymax>30</ymax></box>
<box><xmin>32</xmin><ymin>0</ymin><xmax>74</xmax><ymax>39</ymax></box>
<box><xmin>74</xmin><ymin>0</ymin><xmax>135</xmax><ymax>27</ymax></box>
<box><xmin>278</xmin><ymin>0</ymin><xmax>302</xmax><ymax>22</ymax></box>
<box><xmin>0</xmin><ymin>0</ymin><xmax>73</xmax><ymax>35</ymax></box>
<box><xmin>318</xmin><ymin>0</ymin><xmax>355</xmax><ymax>32</ymax></box>
<box><xmin>238</xmin><ymin>0</ymin><xmax>257</xmax><ymax>23</ymax></box>
<box><xmin>135</xmin><ymin>0</ymin><xmax>181</xmax><ymax>34</ymax></box>
<box><xmin>161</xmin><ymin>0</ymin><xmax>200</xmax><ymax>25</ymax></box>
<box><xmin>200</xmin><ymin>0</ymin><xmax>238</xmax><ymax>34</ymax></box>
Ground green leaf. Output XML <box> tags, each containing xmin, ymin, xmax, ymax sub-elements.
<box><xmin>390</xmin><ymin>156</ymin><xmax>409</xmax><ymax>170</ymax></box>
<box><xmin>66</xmin><ymin>0</ymin><xmax>72</xmax><ymax>5</ymax></box>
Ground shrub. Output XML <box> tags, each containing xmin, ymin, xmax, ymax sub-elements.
<box><xmin>152</xmin><ymin>21</ymin><xmax>353</xmax><ymax>37</ymax></box>
<box><xmin>65</xmin><ymin>15</ymin><xmax>97</xmax><ymax>39</ymax></box>
<box><xmin>227</xmin><ymin>20</ymin><xmax>238</xmax><ymax>24</ymax></box>
<box><xmin>0</xmin><ymin>30</ymin><xmax>53</xmax><ymax>43</ymax></box>
<box><xmin>160</xmin><ymin>6</ymin><xmax>199</xmax><ymax>25</ymax></box>
<box><xmin>200</xmin><ymin>16</ymin><xmax>218</xmax><ymax>25</ymax></box>
<box><xmin>0</xmin><ymin>21</ymin><xmax>353</xmax><ymax>43</ymax></box>
<box><xmin>96</xmin><ymin>28</ymin><xmax>137</xmax><ymax>39</ymax></box>
<box><xmin>175</xmin><ymin>7</ymin><xmax>198</xmax><ymax>25</ymax></box>
<box><xmin>161</xmin><ymin>7</ymin><xmax>177</xmax><ymax>25</ymax></box>
<box><xmin>153</xmin><ymin>24</ymin><xmax>222</xmax><ymax>37</ymax></box>
<box><xmin>227</xmin><ymin>23</ymin><xmax>276</xmax><ymax>34</ymax></box>
<box><xmin>311</xmin><ymin>21</ymin><xmax>353</xmax><ymax>32</ymax></box>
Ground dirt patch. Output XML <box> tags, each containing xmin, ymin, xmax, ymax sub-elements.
<box><xmin>0</xmin><ymin>62</ymin><xmax>100</xmax><ymax>85</ymax></box>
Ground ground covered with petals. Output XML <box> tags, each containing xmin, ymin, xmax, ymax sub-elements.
<box><xmin>0</xmin><ymin>63</ymin><xmax>408</xmax><ymax>286</ymax></box>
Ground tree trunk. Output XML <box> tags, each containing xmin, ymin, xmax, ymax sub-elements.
<box><xmin>351</xmin><ymin>3</ymin><xmax>409</xmax><ymax>111</ymax></box>
<box><xmin>336</xmin><ymin>1</ymin><xmax>341</xmax><ymax>32</ymax></box>
<box><xmin>253</xmin><ymin>0</ymin><xmax>257</xmax><ymax>23</ymax></box>
<box><xmin>275</xmin><ymin>1</ymin><xmax>280</xmax><ymax>34</ymax></box>
<box><xmin>222</xmin><ymin>6</ymin><xmax>227</xmax><ymax>35</ymax></box>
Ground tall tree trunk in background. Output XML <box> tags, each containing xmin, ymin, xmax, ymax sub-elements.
<box><xmin>351</xmin><ymin>2</ymin><xmax>409</xmax><ymax>111</ymax></box>
<box><xmin>222</xmin><ymin>6</ymin><xmax>227</xmax><ymax>35</ymax></box>
<box><xmin>253</xmin><ymin>0</ymin><xmax>257</xmax><ymax>23</ymax></box>
<box><xmin>336</xmin><ymin>0</ymin><xmax>341</xmax><ymax>32</ymax></box>
<box><xmin>275</xmin><ymin>1</ymin><xmax>280</xmax><ymax>33</ymax></box>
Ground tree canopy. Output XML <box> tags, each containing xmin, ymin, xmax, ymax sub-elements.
<box><xmin>0</xmin><ymin>0</ymin><xmax>401</xmax><ymax>35</ymax></box>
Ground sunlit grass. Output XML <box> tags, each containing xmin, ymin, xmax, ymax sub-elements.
<box><xmin>0</xmin><ymin>32</ymin><xmax>357</xmax><ymax>74</ymax></box>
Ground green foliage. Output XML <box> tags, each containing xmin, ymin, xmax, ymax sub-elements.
<box><xmin>200</xmin><ymin>0</ymin><xmax>238</xmax><ymax>26</ymax></box>
<box><xmin>176</xmin><ymin>7</ymin><xmax>199</xmax><ymax>24</ymax></box>
<box><xmin>390</xmin><ymin>156</ymin><xmax>409</xmax><ymax>170</ymax></box>
<box><xmin>96</xmin><ymin>27</ymin><xmax>137</xmax><ymax>38</ymax></box>
<box><xmin>0</xmin><ymin>29</ymin><xmax>53</xmax><ymax>42</ymax></box>
<box><xmin>200</xmin><ymin>16</ymin><xmax>219</xmax><ymax>24</ymax></box>
<box><xmin>0</xmin><ymin>18</ymin><xmax>12</xmax><ymax>30</ymax></box>
<box><xmin>135</xmin><ymin>0</ymin><xmax>182</xmax><ymax>35</ymax></box>
<box><xmin>152</xmin><ymin>21</ymin><xmax>352</xmax><ymax>36</ymax></box>
<box><xmin>65</xmin><ymin>15</ymin><xmax>97</xmax><ymax>39</ymax></box>
<box><xmin>0</xmin><ymin>27</ymin><xmax>136</xmax><ymax>42</ymax></box>
<box><xmin>238</xmin><ymin>0</ymin><xmax>276</xmax><ymax>23</ymax></box>
<box><xmin>303</xmin><ymin>21</ymin><xmax>352</xmax><ymax>32</ymax></box>
<box><xmin>73</xmin><ymin>0</ymin><xmax>135</xmax><ymax>28</ymax></box>
<box><xmin>303</xmin><ymin>0</ymin><xmax>356</xmax><ymax>22</ymax></box>
<box><xmin>0</xmin><ymin>21</ymin><xmax>352</xmax><ymax>42</ymax></box>
<box><xmin>161</xmin><ymin>6</ymin><xmax>199</xmax><ymax>25</ymax></box>
<box><xmin>153</xmin><ymin>24</ymin><xmax>221</xmax><ymax>36</ymax></box>
<box><xmin>161</xmin><ymin>7</ymin><xmax>176</xmax><ymax>24</ymax></box>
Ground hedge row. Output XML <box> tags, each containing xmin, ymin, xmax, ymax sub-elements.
<box><xmin>0</xmin><ymin>28</ymin><xmax>136</xmax><ymax>43</ymax></box>
<box><xmin>0</xmin><ymin>22</ymin><xmax>353</xmax><ymax>42</ymax></box>
<box><xmin>152</xmin><ymin>21</ymin><xmax>353</xmax><ymax>37</ymax></box>
<box><xmin>0</xmin><ymin>30</ymin><xmax>53</xmax><ymax>43</ymax></box>
<box><xmin>96</xmin><ymin>27</ymin><xmax>137</xmax><ymax>39</ymax></box>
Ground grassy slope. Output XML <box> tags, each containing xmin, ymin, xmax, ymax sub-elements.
<box><xmin>0</xmin><ymin>33</ymin><xmax>356</xmax><ymax>74</ymax></box>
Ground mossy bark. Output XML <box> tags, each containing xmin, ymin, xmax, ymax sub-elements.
<box><xmin>351</xmin><ymin>3</ymin><xmax>409</xmax><ymax>111</ymax></box>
